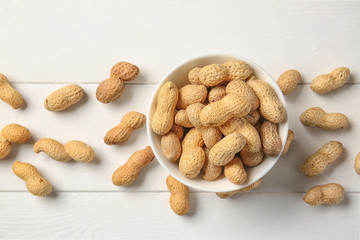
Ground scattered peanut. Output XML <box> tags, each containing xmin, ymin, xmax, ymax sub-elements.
<box><xmin>310</xmin><ymin>67</ymin><xmax>350</xmax><ymax>94</ymax></box>
<box><xmin>44</xmin><ymin>84</ymin><xmax>84</xmax><ymax>112</ymax></box>
<box><xmin>186</xmin><ymin>103</ymin><xmax>222</xmax><ymax>148</ymax></box>
<box><xmin>110</xmin><ymin>62</ymin><xmax>139</xmax><ymax>81</ymax></box>
<box><xmin>302</xmin><ymin>141</ymin><xmax>343</xmax><ymax>177</ymax></box>
<box><xmin>202</xmin><ymin>147</ymin><xmax>222</xmax><ymax>181</ymax></box>
<box><xmin>1</xmin><ymin>124</ymin><xmax>31</xmax><ymax>144</ymax></box>
<box><xmin>179</xmin><ymin>128</ymin><xmax>205</xmax><ymax>178</ymax></box>
<box><xmin>0</xmin><ymin>73</ymin><xmax>24</xmax><ymax>109</ymax></box>
<box><xmin>34</xmin><ymin>138</ymin><xmax>72</xmax><ymax>162</ymax></box>
<box><xmin>303</xmin><ymin>183</ymin><xmax>344</xmax><ymax>206</ymax></box>
<box><xmin>281</xmin><ymin>130</ymin><xmax>295</xmax><ymax>156</ymax></box>
<box><xmin>219</xmin><ymin>117</ymin><xmax>261</xmax><ymax>153</ymax></box>
<box><xmin>216</xmin><ymin>178</ymin><xmax>263</xmax><ymax>199</ymax></box>
<box><xmin>176</xmin><ymin>84</ymin><xmax>207</xmax><ymax>109</ymax></box>
<box><xmin>222</xmin><ymin>60</ymin><xmax>252</xmax><ymax>81</ymax></box>
<box><xmin>0</xmin><ymin>136</ymin><xmax>11</xmax><ymax>159</ymax></box>
<box><xmin>300</xmin><ymin>107</ymin><xmax>348</xmax><ymax>130</ymax></box>
<box><xmin>277</xmin><ymin>69</ymin><xmax>301</xmax><ymax>95</ymax></box>
<box><xmin>151</xmin><ymin>82</ymin><xmax>178</xmax><ymax>135</ymax></box>
<box><xmin>13</xmin><ymin>161</ymin><xmax>52</xmax><ymax>197</ymax></box>
<box><xmin>355</xmin><ymin>152</ymin><xmax>360</xmax><ymax>174</ymax></box>
<box><xmin>96</xmin><ymin>78</ymin><xmax>125</xmax><ymax>103</ymax></box>
<box><xmin>224</xmin><ymin>156</ymin><xmax>247</xmax><ymax>185</ymax></box>
<box><xmin>247</xmin><ymin>77</ymin><xmax>286</xmax><ymax>123</ymax></box>
<box><xmin>112</xmin><ymin>146</ymin><xmax>155</xmax><ymax>186</ymax></box>
<box><xmin>209</xmin><ymin>132</ymin><xmax>246</xmax><ymax>166</ymax></box>
<box><xmin>174</xmin><ymin>110</ymin><xmax>193</xmax><ymax>128</ymax></box>
<box><xmin>161</xmin><ymin>132</ymin><xmax>181</xmax><ymax>162</ymax></box>
<box><xmin>225</xmin><ymin>79</ymin><xmax>259</xmax><ymax>110</ymax></box>
<box><xmin>64</xmin><ymin>140</ymin><xmax>95</xmax><ymax>163</ymax></box>
<box><xmin>260</xmin><ymin>121</ymin><xmax>282</xmax><ymax>156</ymax></box>
<box><xmin>240</xmin><ymin>150</ymin><xmax>264</xmax><ymax>167</ymax></box>
<box><xmin>166</xmin><ymin>175</ymin><xmax>190</xmax><ymax>216</ymax></box>
<box><xmin>199</xmin><ymin>94</ymin><xmax>252</xmax><ymax>127</ymax></box>
<box><xmin>104</xmin><ymin>111</ymin><xmax>146</xmax><ymax>145</ymax></box>
<box><xmin>0</xmin><ymin>124</ymin><xmax>31</xmax><ymax>159</ymax></box>
<box><xmin>198</xmin><ymin>64</ymin><xmax>228</xmax><ymax>86</ymax></box>
<box><xmin>208</xmin><ymin>86</ymin><xmax>226</xmax><ymax>103</ymax></box>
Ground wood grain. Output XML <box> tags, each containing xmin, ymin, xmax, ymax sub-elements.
<box><xmin>0</xmin><ymin>0</ymin><xmax>359</xmax><ymax>84</ymax></box>
<box><xmin>0</xmin><ymin>192</ymin><xmax>358</xmax><ymax>239</ymax></box>
<box><xmin>0</xmin><ymin>1</ymin><xmax>359</xmax><ymax>239</ymax></box>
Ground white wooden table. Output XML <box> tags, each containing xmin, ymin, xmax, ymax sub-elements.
<box><xmin>0</xmin><ymin>1</ymin><xmax>359</xmax><ymax>239</ymax></box>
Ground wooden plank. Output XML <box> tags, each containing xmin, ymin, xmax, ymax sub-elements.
<box><xmin>0</xmin><ymin>84</ymin><xmax>359</xmax><ymax>193</ymax></box>
<box><xmin>0</xmin><ymin>0</ymin><xmax>359</xmax><ymax>83</ymax></box>
<box><xmin>0</xmin><ymin>192</ymin><xmax>358</xmax><ymax>239</ymax></box>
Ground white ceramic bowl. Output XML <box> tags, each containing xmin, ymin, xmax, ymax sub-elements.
<box><xmin>147</xmin><ymin>54</ymin><xmax>288</xmax><ymax>192</ymax></box>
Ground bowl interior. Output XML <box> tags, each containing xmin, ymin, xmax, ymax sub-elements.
<box><xmin>147</xmin><ymin>54</ymin><xmax>289</xmax><ymax>192</ymax></box>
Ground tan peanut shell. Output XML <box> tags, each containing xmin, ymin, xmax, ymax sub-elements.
<box><xmin>247</xmin><ymin>78</ymin><xmax>286</xmax><ymax>123</ymax></box>
<box><xmin>300</xmin><ymin>107</ymin><xmax>348</xmax><ymax>130</ymax></box>
<box><xmin>0</xmin><ymin>73</ymin><xmax>24</xmax><ymax>109</ymax></box>
<box><xmin>13</xmin><ymin>161</ymin><xmax>52</xmax><ymax>197</ymax></box>
<box><xmin>34</xmin><ymin>138</ymin><xmax>72</xmax><ymax>162</ymax></box>
<box><xmin>202</xmin><ymin>147</ymin><xmax>222</xmax><ymax>181</ymax></box>
<box><xmin>209</xmin><ymin>132</ymin><xmax>246</xmax><ymax>166</ymax></box>
<box><xmin>225</xmin><ymin>79</ymin><xmax>259</xmax><ymax>110</ymax></box>
<box><xmin>104</xmin><ymin>111</ymin><xmax>146</xmax><ymax>145</ymax></box>
<box><xmin>222</xmin><ymin>60</ymin><xmax>252</xmax><ymax>81</ymax></box>
<box><xmin>176</xmin><ymin>84</ymin><xmax>207</xmax><ymax>109</ymax></box>
<box><xmin>244</xmin><ymin>109</ymin><xmax>261</xmax><ymax>125</ymax></box>
<box><xmin>151</xmin><ymin>82</ymin><xmax>178</xmax><ymax>135</ymax></box>
<box><xmin>302</xmin><ymin>141</ymin><xmax>343</xmax><ymax>177</ymax></box>
<box><xmin>198</xmin><ymin>64</ymin><xmax>228</xmax><ymax>86</ymax></box>
<box><xmin>254</xmin><ymin>120</ymin><xmax>262</xmax><ymax>133</ymax></box>
<box><xmin>240</xmin><ymin>150</ymin><xmax>264</xmax><ymax>167</ymax></box>
<box><xmin>110</xmin><ymin>62</ymin><xmax>139</xmax><ymax>81</ymax></box>
<box><xmin>64</xmin><ymin>140</ymin><xmax>95</xmax><ymax>163</ymax></box>
<box><xmin>199</xmin><ymin>94</ymin><xmax>252</xmax><ymax>127</ymax></box>
<box><xmin>44</xmin><ymin>84</ymin><xmax>84</xmax><ymax>112</ymax></box>
<box><xmin>260</xmin><ymin>121</ymin><xmax>282</xmax><ymax>156</ymax></box>
<box><xmin>96</xmin><ymin>78</ymin><xmax>125</xmax><ymax>103</ymax></box>
<box><xmin>277</xmin><ymin>69</ymin><xmax>301</xmax><ymax>95</ymax></box>
<box><xmin>188</xmin><ymin>67</ymin><xmax>201</xmax><ymax>85</ymax></box>
<box><xmin>170</xmin><ymin>123</ymin><xmax>184</xmax><ymax>141</ymax></box>
<box><xmin>281</xmin><ymin>130</ymin><xmax>295</xmax><ymax>156</ymax></box>
<box><xmin>112</xmin><ymin>146</ymin><xmax>155</xmax><ymax>186</ymax></box>
<box><xmin>179</xmin><ymin>128</ymin><xmax>205</xmax><ymax>178</ymax></box>
<box><xmin>310</xmin><ymin>67</ymin><xmax>350</xmax><ymax>94</ymax></box>
<box><xmin>0</xmin><ymin>124</ymin><xmax>30</xmax><ymax>159</ymax></box>
<box><xmin>208</xmin><ymin>86</ymin><xmax>226</xmax><ymax>103</ymax></box>
<box><xmin>175</xmin><ymin>110</ymin><xmax>193</xmax><ymax>128</ymax></box>
<box><xmin>0</xmin><ymin>136</ymin><xmax>12</xmax><ymax>159</ymax></box>
<box><xmin>303</xmin><ymin>183</ymin><xmax>344</xmax><ymax>206</ymax></box>
<box><xmin>161</xmin><ymin>132</ymin><xmax>181</xmax><ymax>162</ymax></box>
<box><xmin>186</xmin><ymin>103</ymin><xmax>222</xmax><ymax>148</ymax></box>
<box><xmin>219</xmin><ymin>117</ymin><xmax>261</xmax><ymax>153</ymax></box>
<box><xmin>216</xmin><ymin>178</ymin><xmax>263</xmax><ymax>199</ymax></box>
<box><xmin>224</xmin><ymin>156</ymin><xmax>247</xmax><ymax>185</ymax></box>
<box><xmin>1</xmin><ymin>124</ymin><xmax>31</xmax><ymax>144</ymax></box>
<box><xmin>166</xmin><ymin>175</ymin><xmax>190</xmax><ymax>216</ymax></box>
<box><xmin>355</xmin><ymin>152</ymin><xmax>360</xmax><ymax>174</ymax></box>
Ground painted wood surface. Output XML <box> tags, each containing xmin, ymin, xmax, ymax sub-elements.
<box><xmin>0</xmin><ymin>0</ymin><xmax>359</xmax><ymax>239</ymax></box>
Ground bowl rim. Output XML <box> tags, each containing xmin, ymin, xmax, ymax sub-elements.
<box><xmin>146</xmin><ymin>53</ymin><xmax>289</xmax><ymax>192</ymax></box>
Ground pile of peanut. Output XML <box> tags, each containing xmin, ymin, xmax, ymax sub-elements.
<box><xmin>151</xmin><ymin>60</ymin><xmax>287</xmax><ymax>187</ymax></box>
<box><xmin>0</xmin><ymin>59</ymin><xmax>357</xmax><ymax>216</ymax></box>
